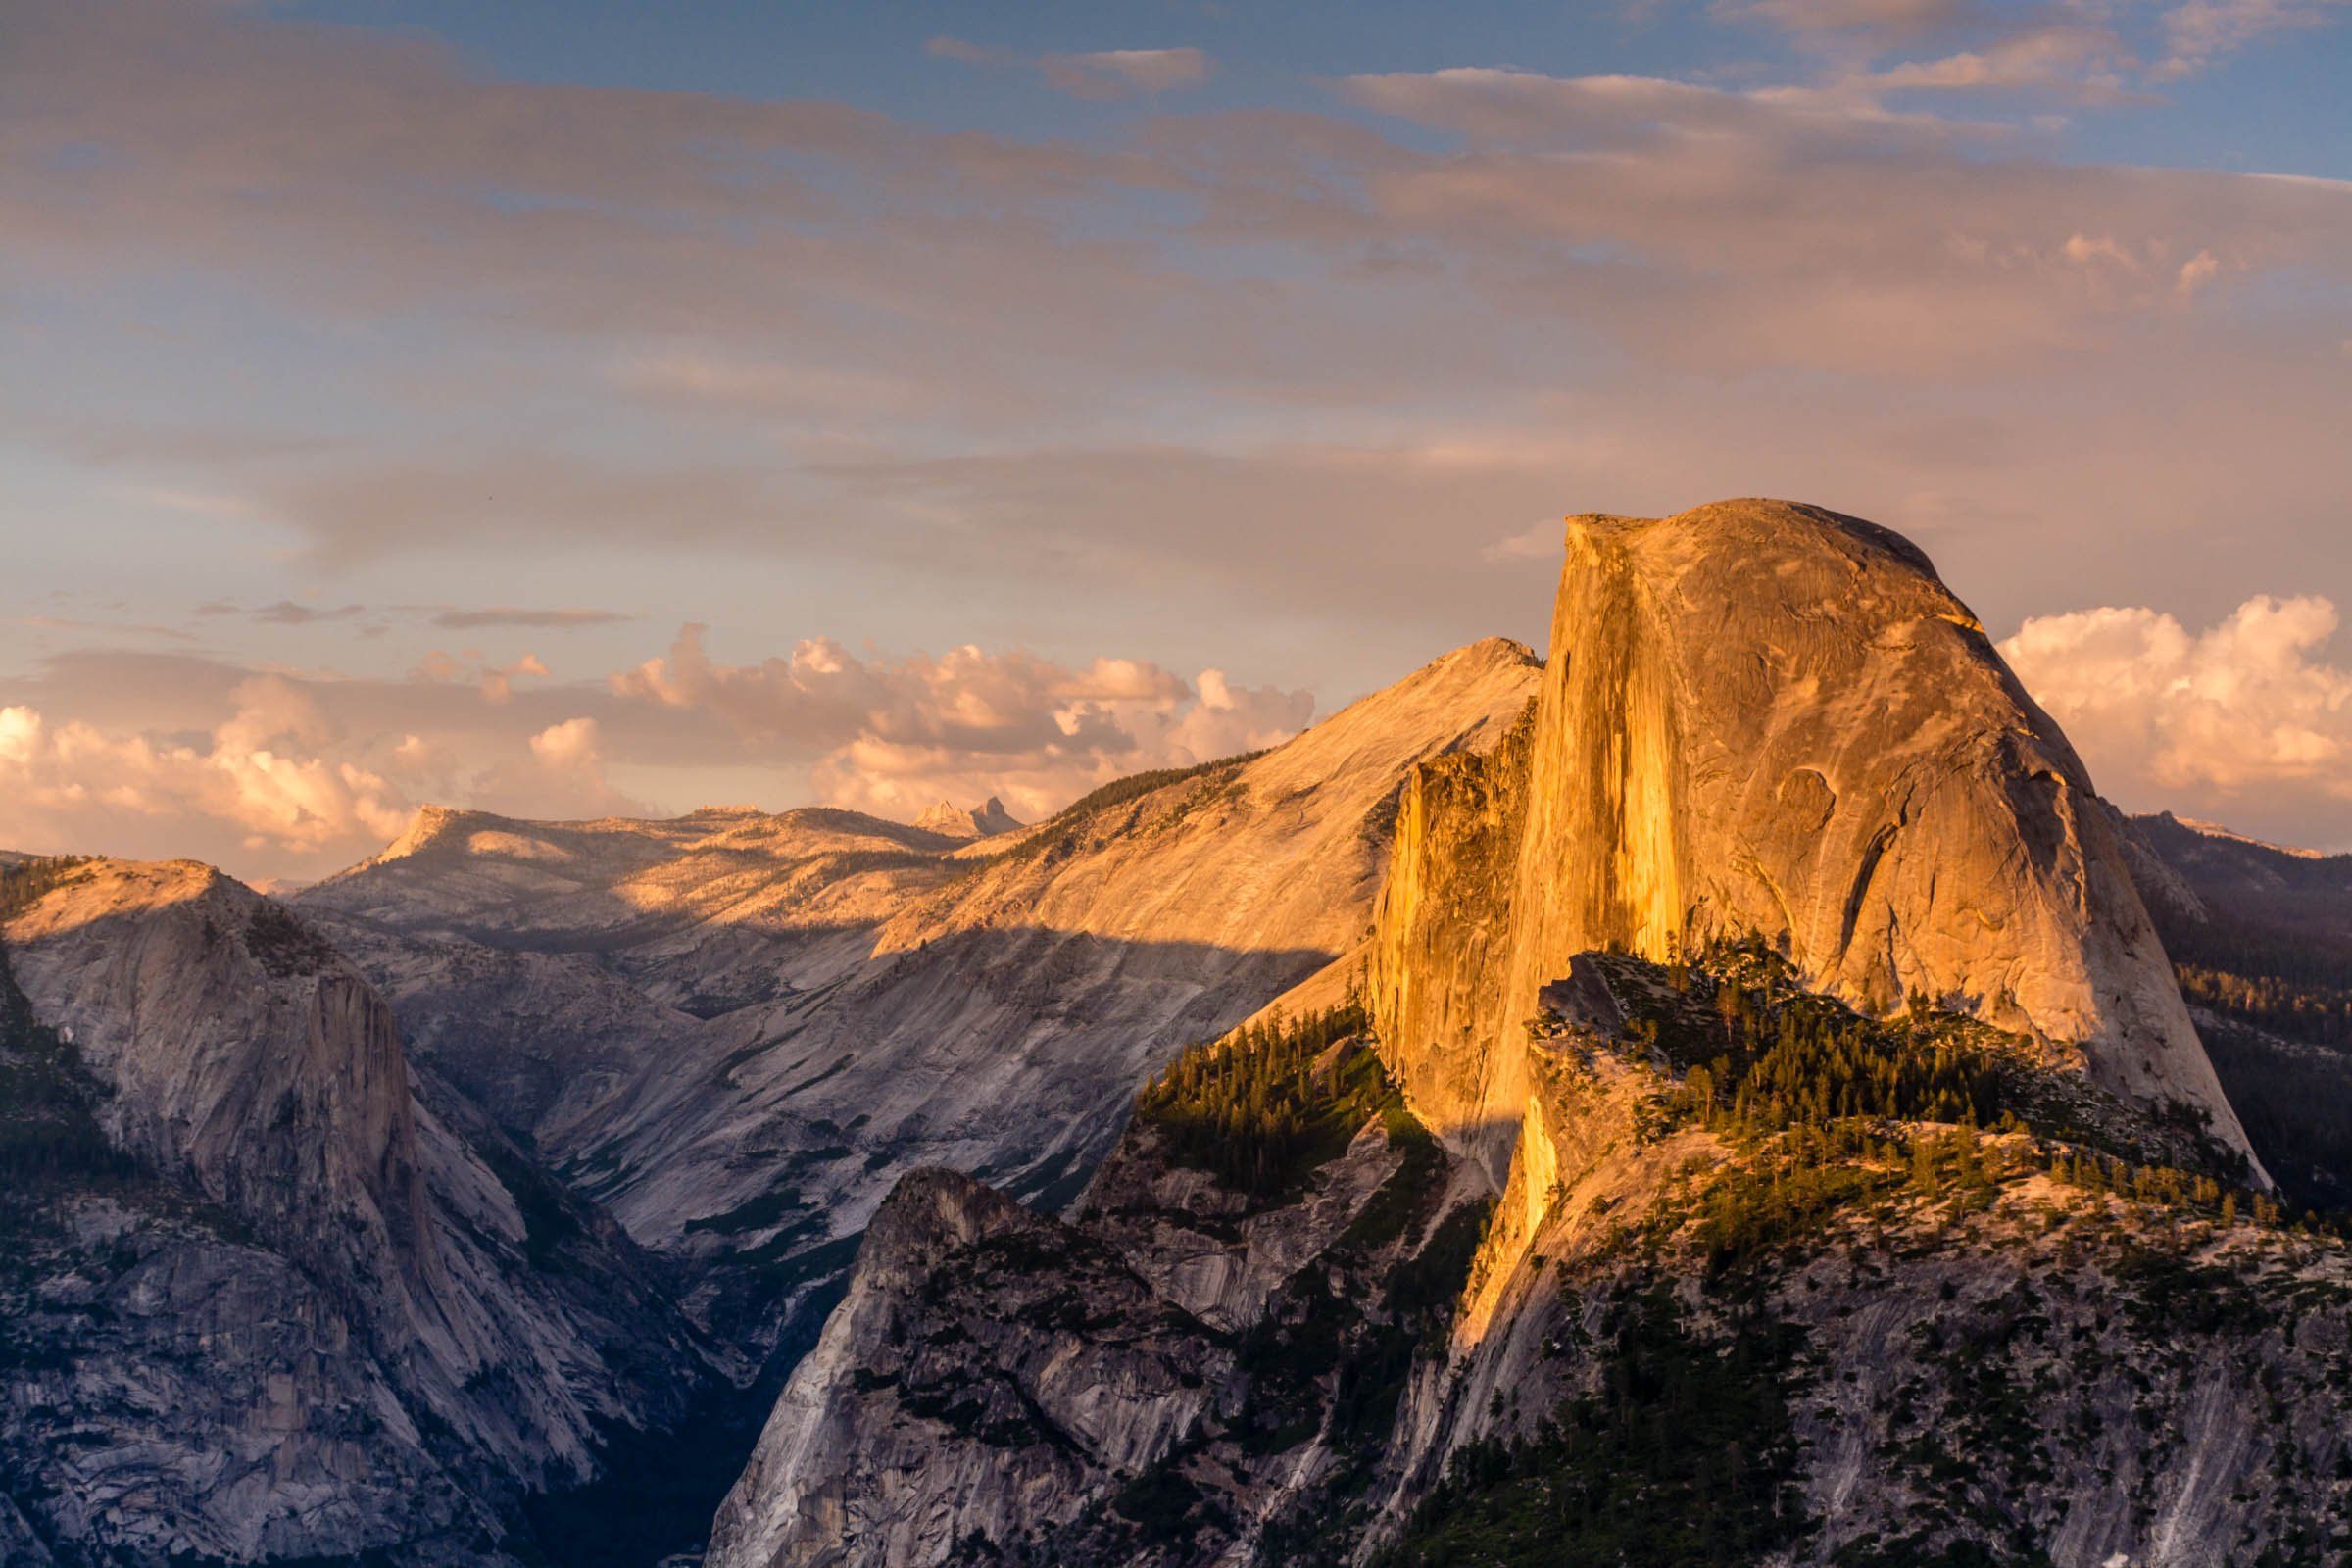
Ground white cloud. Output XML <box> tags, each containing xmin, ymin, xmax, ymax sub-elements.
<box><xmin>528</xmin><ymin>716</ymin><xmax>602</xmax><ymax>769</ymax></box>
<box><xmin>2001</xmin><ymin>595</ymin><xmax>2352</xmax><ymax>835</ymax></box>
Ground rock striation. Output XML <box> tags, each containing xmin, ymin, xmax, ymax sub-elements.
<box><xmin>702</xmin><ymin>1025</ymin><xmax>1477</xmax><ymax>1568</ymax></box>
<box><xmin>713</xmin><ymin>947</ymin><xmax>2344</xmax><ymax>1568</ymax></box>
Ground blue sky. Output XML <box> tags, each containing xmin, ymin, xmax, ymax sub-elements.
<box><xmin>2</xmin><ymin>0</ymin><xmax>2349</xmax><ymax>877</ymax></box>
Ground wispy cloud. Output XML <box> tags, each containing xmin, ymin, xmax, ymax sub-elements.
<box><xmin>2155</xmin><ymin>0</ymin><xmax>2352</xmax><ymax>79</ymax></box>
<box><xmin>430</xmin><ymin>607</ymin><xmax>630</xmax><ymax>630</ymax></box>
<box><xmin>926</xmin><ymin>36</ymin><xmax>1212</xmax><ymax>98</ymax></box>
<box><xmin>252</xmin><ymin>600</ymin><xmax>366</xmax><ymax>625</ymax></box>
<box><xmin>3</xmin><ymin>1</ymin><xmax>2351</xmax><ymax>851</ymax></box>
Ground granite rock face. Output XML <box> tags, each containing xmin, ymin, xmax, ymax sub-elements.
<box><xmin>703</xmin><ymin>1167</ymin><xmax>1236</xmax><ymax>1568</ymax></box>
<box><xmin>0</xmin><ymin>858</ymin><xmax>707</xmax><ymax>1565</ymax></box>
<box><xmin>1369</xmin><ymin>499</ymin><xmax>2253</xmax><ymax>1181</ymax></box>
<box><xmin>1388</xmin><ymin>960</ymin><xmax>2352</xmax><ymax>1568</ymax></box>
<box><xmin>710</xmin><ymin>948</ymin><xmax>2347</xmax><ymax>1568</ymax></box>
<box><xmin>700</xmin><ymin>1033</ymin><xmax>1474</xmax><ymax>1568</ymax></box>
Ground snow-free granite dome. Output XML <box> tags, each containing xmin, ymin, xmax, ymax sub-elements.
<box><xmin>1370</xmin><ymin>498</ymin><xmax>2256</xmax><ymax>1175</ymax></box>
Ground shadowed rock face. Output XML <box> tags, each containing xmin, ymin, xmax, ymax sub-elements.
<box><xmin>1371</xmin><ymin>499</ymin><xmax>2254</xmax><ymax>1180</ymax></box>
<box><xmin>8</xmin><ymin>863</ymin><xmax>443</xmax><ymax>1348</ymax></box>
<box><xmin>0</xmin><ymin>859</ymin><xmax>708</xmax><ymax>1566</ymax></box>
<box><xmin>703</xmin><ymin>1167</ymin><xmax>1239</xmax><ymax>1568</ymax></box>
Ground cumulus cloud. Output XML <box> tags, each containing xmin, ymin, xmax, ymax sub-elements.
<box><xmin>528</xmin><ymin>716</ymin><xmax>602</xmax><ymax>768</ymax></box>
<box><xmin>0</xmin><ymin>618</ymin><xmax>1318</xmax><ymax>877</ymax></box>
<box><xmin>3</xmin><ymin>0</ymin><xmax>2351</xmax><ymax>854</ymax></box>
<box><xmin>2001</xmin><ymin>595</ymin><xmax>2352</xmax><ymax>841</ymax></box>
<box><xmin>0</xmin><ymin>675</ymin><xmax>657</xmax><ymax>872</ymax></box>
<box><xmin>476</xmin><ymin>715</ymin><xmax>640</xmax><ymax>819</ymax></box>
<box><xmin>0</xmin><ymin>680</ymin><xmax>411</xmax><ymax>861</ymax></box>
<box><xmin>616</xmin><ymin>624</ymin><xmax>1310</xmax><ymax>820</ymax></box>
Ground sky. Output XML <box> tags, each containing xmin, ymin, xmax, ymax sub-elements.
<box><xmin>1</xmin><ymin>0</ymin><xmax>2349</xmax><ymax>882</ymax></box>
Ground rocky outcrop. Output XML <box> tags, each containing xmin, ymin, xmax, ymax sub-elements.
<box><xmin>7</xmin><ymin>861</ymin><xmax>437</xmax><ymax>1328</ymax></box>
<box><xmin>702</xmin><ymin>1012</ymin><xmax>1493</xmax><ymax>1568</ymax></box>
<box><xmin>913</xmin><ymin>797</ymin><xmax>1022</xmax><ymax>840</ymax></box>
<box><xmin>706</xmin><ymin>932</ymin><xmax>2341</xmax><ymax>1568</ymax></box>
<box><xmin>1369</xmin><ymin>500</ymin><xmax>2254</xmax><ymax>1183</ymax></box>
<box><xmin>703</xmin><ymin>502</ymin><xmax>2317</xmax><ymax>1568</ymax></box>
<box><xmin>1380</xmin><ymin>953</ymin><xmax>2352</xmax><ymax>1568</ymax></box>
<box><xmin>705</xmin><ymin>1168</ymin><xmax>1234</xmax><ymax>1568</ymax></box>
<box><xmin>0</xmin><ymin>858</ymin><xmax>710</xmax><ymax>1565</ymax></box>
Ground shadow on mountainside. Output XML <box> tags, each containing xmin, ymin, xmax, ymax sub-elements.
<box><xmin>550</xmin><ymin>926</ymin><xmax>1345</xmax><ymax>1359</ymax></box>
<box><xmin>2126</xmin><ymin>813</ymin><xmax>2352</xmax><ymax>1209</ymax></box>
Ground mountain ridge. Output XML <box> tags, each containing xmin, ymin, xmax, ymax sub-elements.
<box><xmin>292</xmin><ymin>634</ymin><xmax>1541</xmax><ymax>1363</ymax></box>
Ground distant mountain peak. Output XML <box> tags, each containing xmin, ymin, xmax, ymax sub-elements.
<box><xmin>913</xmin><ymin>796</ymin><xmax>1024</xmax><ymax>840</ymax></box>
<box><xmin>2173</xmin><ymin>813</ymin><xmax>2331</xmax><ymax>861</ymax></box>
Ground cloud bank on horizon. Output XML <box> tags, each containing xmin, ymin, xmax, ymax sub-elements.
<box><xmin>0</xmin><ymin>0</ymin><xmax>2347</xmax><ymax>877</ymax></box>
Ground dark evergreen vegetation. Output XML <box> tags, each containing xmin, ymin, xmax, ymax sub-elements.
<box><xmin>1050</xmin><ymin>752</ymin><xmax>1267</xmax><ymax>825</ymax></box>
<box><xmin>1000</xmin><ymin>751</ymin><xmax>1265</xmax><ymax>866</ymax></box>
<box><xmin>1375</xmin><ymin>940</ymin><xmax>2323</xmax><ymax>1568</ymax></box>
<box><xmin>1382</xmin><ymin>1283</ymin><xmax>1808</xmax><ymax>1568</ymax></box>
<box><xmin>1133</xmin><ymin>1002</ymin><xmax>1380</xmax><ymax>1202</ymax></box>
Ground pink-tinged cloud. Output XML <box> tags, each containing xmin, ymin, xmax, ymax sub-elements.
<box><xmin>615</xmin><ymin>624</ymin><xmax>1310</xmax><ymax>820</ymax></box>
<box><xmin>2</xmin><ymin>1</ymin><xmax>2350</xmax><ymax>851</ymax></box>
<box><xmin>0</xmin><ymin>619</ymin><xmax>1316</xmax><ymax>880</ymax></box>
<box><xmin>2002</xmin><ymin>595</ymin><xmax>2352</xmax><ymax>846</ymax></box>
<box><xmin>0</xmin><ymin>681</ymin><xmax>410</xmax><ymax>859</ymax></box>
